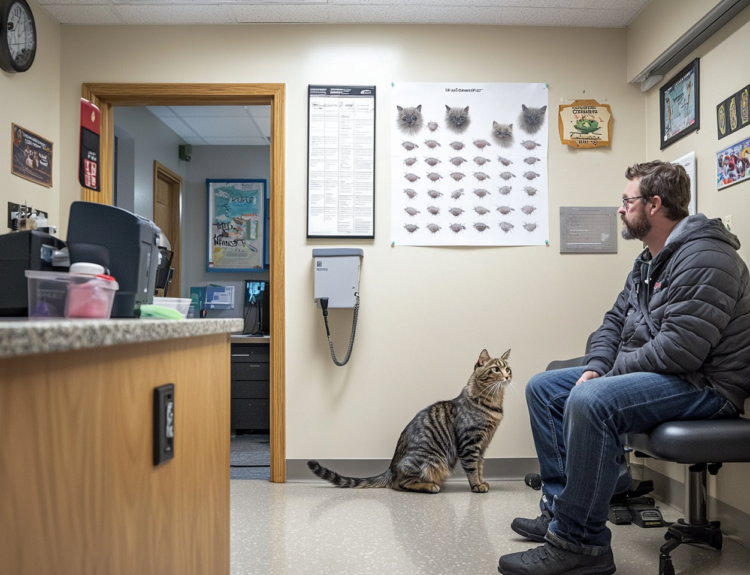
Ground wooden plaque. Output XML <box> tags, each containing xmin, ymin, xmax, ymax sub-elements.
<box><xmin>558</xmin><ymin>99</ymin><xmax>612</xmax><ymax>149</ymax></box>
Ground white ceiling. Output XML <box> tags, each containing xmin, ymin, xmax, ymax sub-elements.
<box><xmin>146</xmin><ymin>105</ymin><xmax>271</xmax><ymax>146</ymax></box>
<box><xmin>38</xmin><ymin>0</ymin><xmax>651</xmax><ymax>27</ymax></box>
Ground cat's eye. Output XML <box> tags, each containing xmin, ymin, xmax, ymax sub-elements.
<box><xmin>492</xmin><ymin>367</ymin><xmax>500</xmax><ymax>373</ymax></box>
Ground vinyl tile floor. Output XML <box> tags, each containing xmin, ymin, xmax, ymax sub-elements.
<box><xmin>231</xmin><ymin>478</ymin><xmax>750</xmax><ymax>575</ymax></box>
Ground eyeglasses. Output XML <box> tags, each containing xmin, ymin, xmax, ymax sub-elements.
<box><xmin>621</xmin><ymin>195</ymin><xmax>645</xmax><ymax>208</ymax></box>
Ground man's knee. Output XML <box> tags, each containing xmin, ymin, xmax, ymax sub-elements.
<box><xmin>525</xmin><ymin>371</ymin><xmax>548</xmax><ymax>403</ymax></box>
<box><xmin>567</xmin><ymin>383</ymin><xmax>608</xmax><ymax>419</ymax></box>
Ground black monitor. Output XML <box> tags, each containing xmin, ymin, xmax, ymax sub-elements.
<box><xmin>243</xmin><ymin>280</ymin><xmax>269</xmax><ymax>335</ymax></box>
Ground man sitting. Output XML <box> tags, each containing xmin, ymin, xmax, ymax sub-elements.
<box><xmin>498</xmin><ymin>161</ymin><xmax>750</xmax><ymax>575</ymax></box>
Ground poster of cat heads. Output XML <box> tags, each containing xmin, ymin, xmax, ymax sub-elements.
<box><xmin>391</xmin><ymin>83</ymin><xmax>549</xmax><ymax>247</ymax></box>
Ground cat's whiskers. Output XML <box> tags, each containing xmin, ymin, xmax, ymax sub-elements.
<box><xmin>506</xmin><ymin>380</ymin><xmax>523</xmax><ymax>403</ymax></box>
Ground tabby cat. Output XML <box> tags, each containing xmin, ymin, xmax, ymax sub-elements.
<box><xmin>307</xmin><ymin>349</ymin><xmax>512</xmax><ymax>493</ymax></box>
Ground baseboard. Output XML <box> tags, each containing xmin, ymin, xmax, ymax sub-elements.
<box><xmin>286</xmin><ymin>457</ymin><xmax>540</xmax><ymax>483</ymax></box>
<box><xmin>635</xmin><ymin>464</ymin><xmax>750</xmax><ymax>549</ymax></box>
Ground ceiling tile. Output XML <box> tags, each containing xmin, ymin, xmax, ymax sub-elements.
<box><xmin>183</xmin><ymin>116</ymin><xmax>262</xmax><ymax>138</ymax></box>
<box><xmin>39</xmin><ymin>5</ymin><xmax>124</xmax><ymax>24</ymax></box>
<box><xmin>253</xmin><ymin>116</ymin><xmax>271</xmax><ymax>138</ymax></box>
<box><xmin>115</xmin><ymin>5</ymin><xmax>236</xmax><ymax>24</ymax></box>
<box><xmin>57</xmin><ymin>0</ymin><xmax>112</xmax><ymax>4</ymax></box>
<box><xmin>159</xmin><ymin>116</ymin><xmax>200</xmax><ymax>138</ymax></box>
<box><xmin>202</xmin><ymin>138</ymin><xmax>270</xmax><ymax>146</ymax></box>
<box><xmin>245</xmin><ymin>106</ymin><xmax>271</xmax><ymax>118</ymax></box>
<box><xmin>38</xmin><ymin>0</ymin><xmax>649</xmax><ymax>26</ymax></box>
<box><xmin>147</xmin><ymin>106</ymin><xmax>177</xmax><ymax>118</ymax></box>
<box><xmin>232</xmin><ymin>5</ymin><xmax>330</xmax><ymax>23</ymax></box>
<box><xmin>172</xmin><ymin>106</ymin><xmax>252</xmax><ymax>117</ymax></box>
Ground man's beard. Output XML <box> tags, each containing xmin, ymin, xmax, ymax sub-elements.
<box><xmin>621</xmin><ymin>210</ymin><xmax>651</xmax><ymax>240</ymax></box>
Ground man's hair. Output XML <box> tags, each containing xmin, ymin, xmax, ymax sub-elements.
<box><xmin>625</xmin><ymin>160</ymin><xmax>690</xmax><ymax>221</ymax></box>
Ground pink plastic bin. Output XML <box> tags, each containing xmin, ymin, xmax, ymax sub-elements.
<box><xmin>65</xmin><ymin>274</ymin><xmax>119</xmax><ymax>318</ymax></box>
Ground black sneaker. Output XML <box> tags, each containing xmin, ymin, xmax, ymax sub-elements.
<box><xmin>511</xmin><ymin>508</ymin><xmax>553</xmax><ymax>542</ymax></box>
<box><xmin>498</xmin><ymin>542</ymin><xmax>616</xmax><ymax>575</ymax></box>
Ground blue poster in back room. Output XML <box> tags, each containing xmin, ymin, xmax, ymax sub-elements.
<box><xmin>207</xmin><ymin>179</ymin><xmax>266</xmax><ymax>271</ymax></box>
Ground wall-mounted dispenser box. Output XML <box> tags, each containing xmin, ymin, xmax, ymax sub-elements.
<box><xmin>313</xmin><ymin>248</ymin><xmax>363</xmax><ymax>308</ymax></box>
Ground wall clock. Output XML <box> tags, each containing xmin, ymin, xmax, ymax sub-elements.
<box><xmin>0</xmin><ymin>0</ymin><xmax>36</xmax><ymax>73</ymax></box>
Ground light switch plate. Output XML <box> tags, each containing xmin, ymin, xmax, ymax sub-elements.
<box><xmin>153</xmin><ymin>384</ymin><xmax>175</xmax><ymax>466</ymax></box>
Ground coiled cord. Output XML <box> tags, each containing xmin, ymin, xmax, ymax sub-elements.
<box><xmin>321</xmin><ymin>292</ymin><xmax>360</xmax><ymax>366</ymax></box>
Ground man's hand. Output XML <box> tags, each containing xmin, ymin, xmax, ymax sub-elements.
<box><xmin>576</xmin><ymin>370</ymin><xmax>600</xmax><ymax>385</ymax></box>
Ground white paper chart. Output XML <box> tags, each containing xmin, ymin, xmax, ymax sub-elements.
<box><xmin>307</xmin><ymin>85</ymin><xmax>375</xmax><ymax>238</ymax></box>
<box><xmin>391</xmin><ymin>82</ymin><xmax>549</xmax><ymax>246</ymax></box>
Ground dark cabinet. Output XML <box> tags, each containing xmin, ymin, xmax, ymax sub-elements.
<box><xmin>231</xmin><ymin>342</ymin><xmax>270</xmax><ymax>431</ymax></box>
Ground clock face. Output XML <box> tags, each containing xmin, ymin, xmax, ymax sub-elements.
<box><xmin>7</xmin><ymin>0</ymin><xmax>35</xmax><ymax>68</ymax></box>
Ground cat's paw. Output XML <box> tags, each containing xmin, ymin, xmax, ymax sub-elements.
<box><xmin>471</xmin><ymin>482</ymin><xmax>490</xmax><ymax>493</ymax></box>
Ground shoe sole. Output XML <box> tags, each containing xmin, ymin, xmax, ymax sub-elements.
<box><xmin>498</xmin><ymin>565</ymin><xmax>615</xmax><ymax>575</ymax></box>
<box><xmin>510</xmin><ymin>523</ymin><xmax>547</xmax><ymax>543</ymax></box>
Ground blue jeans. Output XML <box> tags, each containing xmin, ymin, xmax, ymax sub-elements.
<box><xmin>526</xmin><ymin>366</ymin><xmax>737</xmax><ymax>556</ymax></box>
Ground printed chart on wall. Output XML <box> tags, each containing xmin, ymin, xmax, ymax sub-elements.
<box><xmin>391</xmin><ymin>82</ymin><xmax>549</xmax><ymax>246</ymax></box>
<box><xmin>307</xmin><ymin>85</ymin><xmax>376</xmax><ymax>238</ymax></box>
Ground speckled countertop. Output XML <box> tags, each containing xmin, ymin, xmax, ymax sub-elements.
<box><xmin>0</xmin><ymin>318</ymin><xmax>244</xmax><ymax>358</ymax></box>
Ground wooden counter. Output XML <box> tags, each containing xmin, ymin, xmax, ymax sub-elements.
<box><xmin>0</xmin><ymin>318</ymin><xmax>242</xmax><ymax>575</ymax></box>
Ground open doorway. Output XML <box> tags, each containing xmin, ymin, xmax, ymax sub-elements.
<box><xmin>80</xmin><ymin>83</ymin><xmax>286</xmax><ymax>483</ymax></box>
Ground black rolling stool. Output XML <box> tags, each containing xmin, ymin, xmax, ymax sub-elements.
<box><xmin>625</xmin><ymin>418</ymin><xmax>750</xmax><ymax>575</ymax></box>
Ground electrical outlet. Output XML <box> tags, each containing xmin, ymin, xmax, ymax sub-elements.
<box><xmin>721</xmin><ymin>215</ymin><xmax>733</xmax><ymax>232</ymax></box>
<box><xmin>153</xmin><ymin>384</ymin><xmax>175</xmax><ymax>466</ymax></box>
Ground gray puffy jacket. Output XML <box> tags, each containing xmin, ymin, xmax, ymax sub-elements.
<box><xmin>585</xmin><ymin>215</ymin><xmax>750</xmax><ymax>412</ymax></box>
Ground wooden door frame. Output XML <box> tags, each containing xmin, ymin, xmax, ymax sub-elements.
<box><xmin>153</xmin><ymin>161</ymin><xmax>182</xmax><ymax>298</ymax></box>
<box><xmin>81</xmin><ymin>83</ymin><xmax>286</xmax><ymax>482</ymax></box>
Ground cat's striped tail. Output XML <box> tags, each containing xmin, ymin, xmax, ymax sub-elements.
<box><xmin>307</xmin><ymin>460</ymin><xmax>391</xmax><ymax>488</ymax></box>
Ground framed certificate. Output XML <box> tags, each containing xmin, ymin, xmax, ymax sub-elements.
<box><xmin>307</xmin><ymin>85</ymin><xmax>376</xmax><ymax>238</ymax></box>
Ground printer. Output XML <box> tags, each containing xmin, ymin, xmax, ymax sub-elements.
<box><xmin>67</xmin><ymin>201</ymin><xmax>161</xmax><ymax>317</ymax></box>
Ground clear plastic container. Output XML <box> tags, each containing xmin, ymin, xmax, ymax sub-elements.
<box><xmin>25</xmin><ymin>270</ymin><xmax>119</xmax><ymax>319</ymax></box>
<box><xmin>153</xmin><ymin>297</ymin><xmax>191</xmax><ymax>319</ymax></box>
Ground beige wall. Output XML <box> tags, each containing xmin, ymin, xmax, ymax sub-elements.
<box><xmin>0</xmin><ymin>0</ymin><xmax>60</xmax><ymax>233</ymax></box>
<box><xmin>639</xmin><ymin>5</ymin><xmax>750</xmax><ymax>516</ymax></box>
<box><xmin>58</xmin><ymin>24</ymin><xmax>645</xmax><ymax>462</ymax></box>
<box><xmin>627</xmin><ymin>0</ymin><xmax>721</xmax><ymax>82</ymax></box>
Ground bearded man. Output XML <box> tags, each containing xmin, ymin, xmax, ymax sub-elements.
<box><xmin>498</xmin><ymin>160</ymin><xmax>750</xmax><ymax>575</ymax></box>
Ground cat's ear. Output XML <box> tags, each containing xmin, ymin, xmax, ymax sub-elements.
<box><xmin>464</xmin><ymin>106</ymin><xmax>470</xmax><ymax>112</ymax></box>
<box><xmin>477</xmin><ymin>349</ymin><xmax>491</xmax><ymax>366</ymax></box>
<box><xmin>445</xmin><ymin>105</ymin><xmax>451</xmax><ymax>111</ymax></box>
<box><xmin>540</xmin><ymin>106</ymin><xmax>547</xmax><ymax>114</ymax></box>
<box><xmin>509</xmin><ymin>124</ymin><xmax>513</xmax><ymax>129</ymax></box>
<box><xmin>397</xmin><ymin>105</ymin><xmax>403</xmax><ymax>112</ymax></box>
<box><xmin>417</xmin><ymin>105</ymin><xmax>422</xmax><ymax>112</ymax></box>
<box><xmin>522</xmin><ymin>104</ymin><xmax>528</xmax><ymax>111</ymax></box>
<box><xmin>501</xmin><ymin>349</ymin><xmax>511</xmax><ymax>361</ymax></box>
<box><xmin>493</xmin><ymin>121</ymin><xmax>499</xmax><ymax>128</ymax></box>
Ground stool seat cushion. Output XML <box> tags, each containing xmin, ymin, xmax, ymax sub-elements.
<box><xmin>625</xmin><ymin>418</ymin><xmax>750</xmax><ymax>464</ymax></box>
